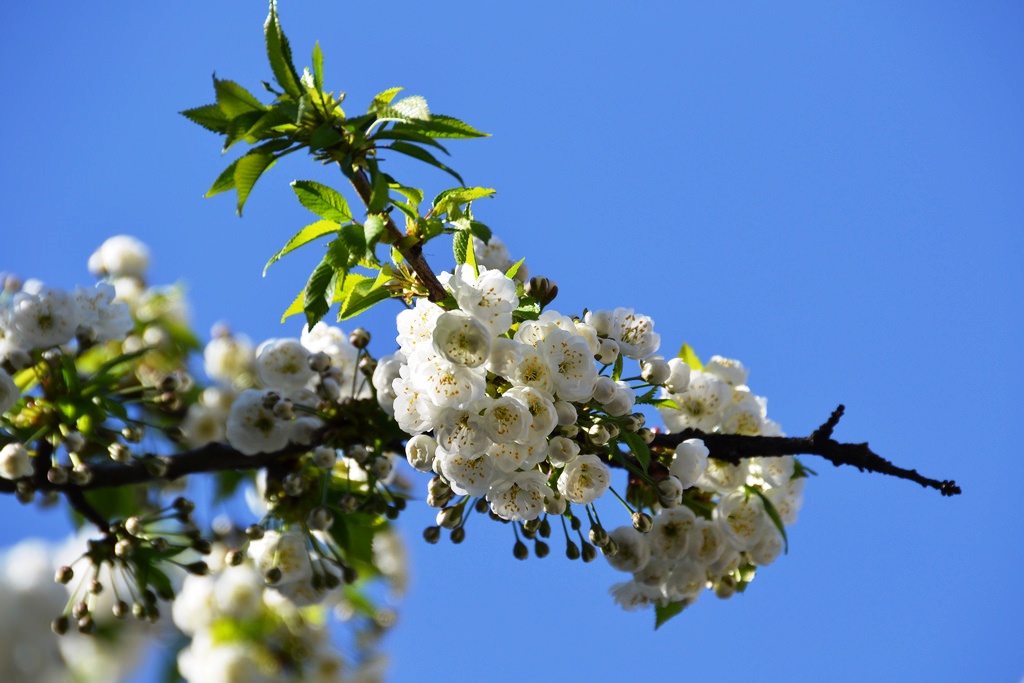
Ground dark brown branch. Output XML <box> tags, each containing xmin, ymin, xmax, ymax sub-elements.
<box><xmin>649</xmin><ymin>405</ymin><xmax>961</xmax><ymax>497</ymax></box>
<box><xmin>346</xmin><ymin>167</ymin><xmax>448</xmax><ymax>302</ymax></box>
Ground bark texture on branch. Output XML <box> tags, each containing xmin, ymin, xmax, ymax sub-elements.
<box><xmin>650</xmin><ymin>405</ymin><xmax>961</xmax><ymax>497</ymax></box>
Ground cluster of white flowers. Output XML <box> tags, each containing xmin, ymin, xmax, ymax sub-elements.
<box><xmin>192</xmin><ymin>321</ymin><xmax>368</xmax><ymax>455</ymax></box>
<box><xmin>0</xmin><ymin>536</ymin><xmax>148</xmax><ymax>683</ymax></box>
<box><xmin>604</xmin><ymin>357</ymin><xmax>806</xmax><ymax>611</ymax></box>
<box><xmin>173</xmin><ymin>548</ymin><xmax>354</xmax><ymax>683</ymax></box>
<box><xmin>373</xmin><ymin>255</ymin><xmax>666</xmax><ymax>524</ymax></box>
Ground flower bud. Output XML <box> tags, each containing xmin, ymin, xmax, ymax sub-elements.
<box><xmin>513</xmin><ymin>540</ymin><xmax>529</xmax><ymax>560</ymax></box>
<box><xmin>534</xmin><ymin>540</ymin><xmax>550</xmax><ymax>558</ymax></box>
<box><xmin>640</xmin><ymin>355</ymin><xmax>671</xmax><ymax>385</ymax></box>
<box><xmin>51</xmin><ymin>616</ymin><xmax>70</xmax><ymax>635</ymax></box>
<box><xmin>581</xmin><ymin>541</ymin><xmax>597</xmax><ymax>563</ymax></box>
<box><xmin>436</xmin><ymin>506</ymin><xmax>462</xmax><ymax>529</ymax></box>
<box><xmin>349</xmin><ymin>328</ymin><xmax>371</xmax><ymax>349</ymax></box>
<box><xmin>312</xmin><ymin>446</ymin><xmax>337</xmax><ymax>469</ymax></box>
<box><xmin>632</xmin><ymin>511</ymin><xmax>653</xmax><ymax>533</ymax></box>
<box><xmin>525</xmin><ymin>276</ymin><xmax>558</xmax><ymax>306</ymax></box>
<box><xmin>55</xmin><ymin>566</ymin><xmax>74</xmax><ymax>584</ymax></box>
<box><xmin>308</xmin><ymin>351</ymin><xmax>332</xmax><ymax>373</ymax></box>
<box><xmin>565</xmin><ymin>539</ymin><xmax>581</xmax><ymax>560</ymax></box>
<box><xmin>657</xmin><ymin>476</ymin><xmax>684</xmax><ymax>508</ymax></box>
<box><xmin>450</xmin><ymin>527</ymin><xmax>466</xmax><ymax>544</ymax></box>
<box><xmin>307</xmin><ymin>506</ymin><xmax>334</xmax><ymax>531</ymax></box>
<box><xmin>109</xmin><ymin>442</ymin><xmax>132</xmax><ymax>463</ymax></box>
<box><xmin>423</xmin><ymin>526</ymin><xmax>441</xmax><ymax>544</ymax></box>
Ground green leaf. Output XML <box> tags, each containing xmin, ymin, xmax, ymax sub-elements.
<box><xmin>264</xmin><ymin>220</ymin><xmax>343</xmax><ymax>275</ymax></box>
<box><xmin>793</xmin><ymin>458</ymin><xmax>818</xmax><ymax>479</ymax></box>
<box><xmin>311</xmin><ymin>41</ymin><xmax>324</xmax><ymax>92</ymax></box>
<box><xmin>621</xmin><ymin>431</ymin><xmax>651</xmax><ymax>471</ymax></box>
<box><xmin>265</xmin><ymin>1</ymin><xmax>302</xmax><ymax>98</ymax></box>
<box><xmin>336</xmin><ymin>273</ymin><xmax>391</xmax><ymax>320</ymax></box>
<box><xmin>222</xmin><ymin>110</ymin><xmax>265</xmax><ymax>151</ymax></box>
<box><xmin>679</xmin><ymin>343</ymin><xmax>703</xmax><ymax>370</ymax></box>
<box><xmin>205</xmin><ymin>158</ymin><xmax>241</xmax><ymax>197</ymax></box>
<box><xmin>281</xmin><ymin>288</ymin><xmax>305</xmax><ymax>322</ymax></box>
<box><xmin>290</xmin><ymin>180</ymin><xmax>352</xmax><ymax>222</ymax></box>
<box><xmin>363</xmin><ymin>214</ymin><xmax>386</xmax><ymax>247</ymax></box>
<box><xmin>372</xmin><ymin>129</ymin><xmax>449</xmax><ymax>153</ymax></box>
<box><xmin>213</xmin><ymin>77</ymin><xmax>265</xmax><ymax>118</ymax></box>
<box><xmin>234</xmin><ymin>151</ymin><xmax>277</xmax><ymax>215</ymax></box>
<box><xmin>304</xmin><ymin>250</ymin><xmax>343</xmax><ymax>328</ymax></box>
<box><xmin>310</xmin><ymin>125</ymin><xmax>345</xmax><ymax>150</ymax></box>
<box><xmin>453</xmin><ymin>228</ymin><xmax>469</xmax><ymax>265</ymax></box>
<box><xmin>746</xmin><ymin>485</ymin><xmax>789</xmax><ymax>554</ymax></box>
<box><xmin>505</xmin><ymin>257</ymin><xmax>525</xmax><ymax>280</ymax></box>
<box><xmin>432</xmin><ymin>186</ymin><xmax>495</xmax><ymax>216</ymax></box>
<box><xmin>393</xmin><ymin>114</ymin><xmax>488</xmax><ymax>139</ymax></box>
<box><xmin>468</xmin><ymin>220</ymin><xmax>492</xmax><ymax>243</ymax></box>
<box><xmin>388</xmin><ymin>142</ymin><xmax>464</xmax><ymax>184</ymax></box>
<box><xmin>655</xmin><ymin>601</ymin><xmax>686</xmax><ymax>629</ymax></box>
<box><xmin>648</xmin><ymin>397</ymin><xmax>681</xmax><ymax>410</ymax></box>
<box><xmin>369</xmin><ymin>86</ymin><xmax>404</xmax><ymax>113</ymax></box>
<box><xmin>367</xmin><ymin>164</ymin><xmax>390</xmax><ymax>213</ymax></box>
<box><xmin>180</xmin><ymin>104</ymin><xmax>229</xmax><ymax>134</ymax></box>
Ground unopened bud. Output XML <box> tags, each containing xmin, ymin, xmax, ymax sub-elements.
<box><xmin>589</xmin><ymin>525</ymin><xmax>609</xmax><ymax>547</ymax></box>
<box><xmin>565</xmin><ymin>539</ymin><xmax>581</xmax><ymax>560</ymax></box>
<box><xmin>308</xmin><ymin>351</ymin><xmax>331</xmax><ymax>373</ymax></box>
<box><xmin>272</xmin><ymin>399</ymin><xmax>295</xmax><ymax>420</ymax></box>
<box><xmin>114</xmin><ymin>539</ymin><xmax>134</xmax><ymax>558</ymax></box>
<box><xmin>246</xmin><ymin>524</ymin><xmax>265</xmax><ymax>540</ymax></box>
<box><xmin>581</xmin><ymin>541</ymin><xmax>597</xmax><ymax>563</ymax></box>
<box><xmin>513</xmin><ymin>540</ymin><xmax>529</xmax><ymax>560</ymax></box>
<box><xmin>307</xmin><ymin>506</ymin><xmax>334</xmax><ymax>531</ymax></box>
<box><xmin>51</xmin><ymin>616</ymin><xmax>70</xmax><ymax>636</ymax></box>
<box><xmin>436</xmin><ymin>506</ymin><xmax>462</xmax><ymax>529</ymax></box>
<box><xmin>55</xmin><ymin>566</ymin><xmax>74</xmax><ymax>584</ymax></box>
<box><xmin>370</xmin><ymin>457</ymin><xmax>393</xmax><ymax>480</ymax></box>
<box><xmin>349</xmin><ymin>328</ymin><xmax>370</xmax><ymax>349</ymax></box>
<box><xmin>715</xmin><ymin>576</ymin><xmax>736</xmax><ymax>599</ymax></box>
<box><xmin>423</xmin><ymin>526</ymin><xmax>441</xmax><ymax>544</ymax></box>
<box><xmin>450</xmin><ymin>527</ymin><xmax>466</xmax><ymax>544</ymax></box>
<box><xmin>534</xmin><ymin>540</ymin><xmax>550</xmax><ymax>558</ymax></box>
<box><xmin>109</xmin><ymin>442</ymin><xmax>132</xmax><ymax>463</ymax></box>
<box><xmin>312</xmin><ymin>446</ymin><xmax>337</xmax><ymax>469</ymax></box>
<box><xmin>186</xmin><ymin>561</ymin><xmax>209</xmax><ymax>576</ymax></box>
<box><xmin>632</xmin><ymin>511</ymin><xmax>653</xmax><ymax>533</ymax></box>
<box><xmin>525</xmin><ymin>276</ymin><xmax>558</xmax><ymax>306</ymax></box>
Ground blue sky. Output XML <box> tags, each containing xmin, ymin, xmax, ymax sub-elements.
<box><xmin>2</xmin><ymin>2</ymin><xmax>1022</xmax><ymax>681</ymax></box>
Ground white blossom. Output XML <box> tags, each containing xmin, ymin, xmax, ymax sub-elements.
<box><xmin>404</xmin><ymin>434</ymin><xmax>437</xmax><ymax>472</ymax></box>
<box><xmin>487</xmin><ymin>469</ymin><xmax>552</xmax><ymax>521</ymax></box>
<box><xmin>9</xmin><ymin>288</ymin><xmax>79</xmax><ymax>349</ymax></box>
<box><xmin>255</xmin><ymin>338</ymin><xmax>315</xmax><ymax>391</ymax></box>
<box><xmin>609</xmin><ymin>308</ymin><xmax>660</xmax><ymax>359</ymax></box>
<box><xmin>87</xmin><ymin>235</ymin><xmax>150</xmax><ymax>279</ymax></box>
<box><xmin>0</xmin><ymin>369</ymin><xmax>19</xmax><ymax>415</ymax></box>
<box><xmin>0</xmin><ymin>442</ymin><xmax>32</xmax><ymax>480</ymax></box>
<box><xmin>557</xmin><ymin>453</ymin><xmax>611</xmax><ymax>504</ymax></box>
<box><xmin>204</xmin><ymin>333</ymin><xmax>255</xmax><ymax>387</ymax></box>
<box><xmin>432</xmin><ymin>311</ymin><xmax>491</xmax><ymax>368</ymax></box>
<box><xmin>225</xmin><ymin>389</ymin><xmax>290</xmax><ymax>455</ymax></box>
<box><xmin>605</xmin><ymin>526</ymin><xmax>651</xmax><ymax>573</ymax></box>
<box><xmin>670</xmin><ymin>438</ymin><xmax>709</xmax><ymax>489</ymax></box>
<box><xmin>445</xmin><ymin>265</ymin><xmax>518</xmax><ymax>335</ymax></box>
<box><xmin>705</xmin><ymin>355</ymin><xmax>749</xmax><ymax>386</ymax></box>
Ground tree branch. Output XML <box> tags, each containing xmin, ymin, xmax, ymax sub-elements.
<box><xmin>649</xmin><ymin>404</ymin><xmax>962</xmax><ymax>497</ymax></box>
<box><xmin>346</xmin><ymin>167</ymin><xmax>449</xmax><ymax>302</ymax></box>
